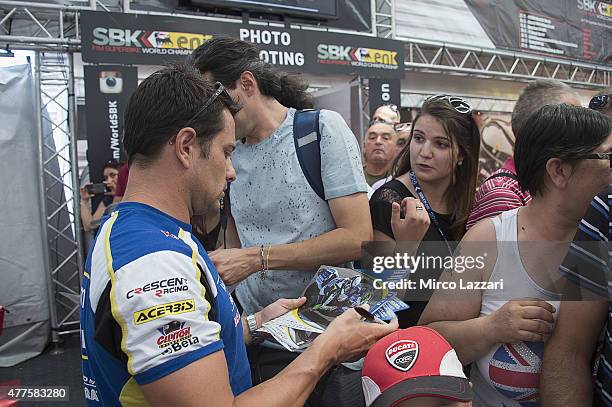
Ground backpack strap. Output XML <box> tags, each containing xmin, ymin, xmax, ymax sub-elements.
<box><xmin>485</xmin><ymin>171</ymin><xmax>518</xmax><ymax>182</ymax></box>
<box><xmin>293</xmin><ymin>109</ymin><xmax>325</xmax><ymax>201</ymax></box>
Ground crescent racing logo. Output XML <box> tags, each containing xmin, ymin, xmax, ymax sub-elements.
<box><xmin>126</xmin><ymin>277</ymin><xmax>188</xmax><ymax>299</ymax></box>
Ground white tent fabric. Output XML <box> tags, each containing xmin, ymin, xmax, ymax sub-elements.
<box><xmin>395</xmin><ymin>0</ymin><xmax>495</xmax><ymax>48</ymax></box>
<box><xmin>0</xmin><ymin>64</ymin><xmax>50</xmax><ymax>366</ymax></box>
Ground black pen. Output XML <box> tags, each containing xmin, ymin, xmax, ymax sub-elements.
<box><xmin>354</xmin><ymin>306</ymin><xmax>387</xmax><ymax>325</ymax></box>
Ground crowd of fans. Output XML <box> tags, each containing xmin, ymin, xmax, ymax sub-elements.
<box><xmin>79</xmin><ymin>36</ymin><xmax>612</xmax><ymax>407</ymax></box>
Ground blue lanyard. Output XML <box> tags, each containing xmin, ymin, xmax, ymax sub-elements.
<box><xmin>408</xmin><ymin>170</ymin><xmax>453</xmax><ymax>255</ymax></box>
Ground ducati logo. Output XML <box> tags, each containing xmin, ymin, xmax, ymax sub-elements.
<box><xmin>385</xmin><ymin>340</ymin><xmax>418</xmax><ymax>372</ymax></box>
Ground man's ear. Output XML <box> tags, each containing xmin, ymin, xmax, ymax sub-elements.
<box><xmin>545</xmin><ymin>157</ymin><xmax>572</xmax><ymax>190</ymax></box>
<box><xmin>239</xmin><ymin>71</ymin><xmax>257</xmax><ymax>96</ymax></box>
<box><xmin>173</xmin><ymin>127</ymin><xmax>198</xmax><ymax>169</ymax></box>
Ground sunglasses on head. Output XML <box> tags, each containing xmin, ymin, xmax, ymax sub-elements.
<box><xmin>589</xmin><ymin>94</ymin><xmax>611</xmax><ymax>111</ymax></box>
<box><xmin>394</xmin><ymin>122</ymin><xmax>410</xmax><ymax>132</ymax></box>
<box><xmin>369</xmin><ymin>118</ymin><xmax>397</xmax><ymax>127</ymax></box>
<box><xmin>427</xmin><ymin>95</ymin><xmax>472</xmax><ymax>114</ymax></box>
<box><xmin>368</xmin><ymin>118</ymin><xmax>411</xmax><ymax>133</ymax></box>
<box><xmin>382</xmin><ymin>103</ymin><xmax>399</xmax><ymax>113</ymax></box>
<box><xmin>184</xmin><ymin>81</ymin><xmax>231</xmax><ymax>129</ymax></box>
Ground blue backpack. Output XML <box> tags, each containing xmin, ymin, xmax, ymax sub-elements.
<box><xmin>292</xmin><ymin>109</ymin><xmax>325</xmax><ymax>201</ymax></box>
<box><xmin>224</xmin><ymin>108</ymin><xmax>325</xmax><ymax>226</ymax></box>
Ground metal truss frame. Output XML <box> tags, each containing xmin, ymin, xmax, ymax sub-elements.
<box><xmin>35</xmin><ymin>50</ymin><xmax>83</xmax><ymax>343</ymax></box>
<box><xmin>400</xmin><ymin>38</ymin><xmax>611</xmax><ymax>89</ymax></box>
<box><xmin>0</xmin><ymin>0</ymin><xmax>89</xmax><ymax>49</ymax></box>
<box><xmin>374</xmin><ymin>0</ymin><xmax>394</xmax><ymax>39</ymax></box>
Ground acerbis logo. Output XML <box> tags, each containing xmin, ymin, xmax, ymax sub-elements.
<box><xmin>316</xmin><ymin>44</ymin><xmax>398</xmax><ymax>70</ymax></box>
<box><xmin>385</xmin><ymin>340</ymin><xmax>418</xmax><ymax>372</ymax></box>
<box><xmin>133</xmin><ymin>299</ymin><xmax>195</xmax><ymax>325</ymax></box>
<box><xmin>126</xmin><ymin>277</ymin><xmax>188</xmax><ymax>299</ymax></box>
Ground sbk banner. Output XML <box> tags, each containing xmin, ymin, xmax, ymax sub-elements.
<box><xmin>368</xmin><ymin>78</ymin><xmax>401</xmax><ymax>117</ymax></box>
<box><xmin>84</xmin><ymin>65</ymin><xmax>137</xmax><ymax>184</ymax></box>
<box><xmin>80</xmin><ymin>11</ymin><xmax>404</xmax><ymax>79</ymax></box>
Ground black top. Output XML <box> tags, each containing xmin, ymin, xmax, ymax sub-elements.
<box><xmin>369</xmin><ymin>179</ymin><xmax>455</xmax><ymax>328</ymax></box>
<box><xmin>370</xmin><ymin>179</ymin><xmax>453</xmax><ymax>242</ymax></box>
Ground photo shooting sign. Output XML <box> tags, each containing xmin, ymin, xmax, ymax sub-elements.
<box><xmin>81</xmin><ymin>11</ymin><xmax>405</xmax><ymax>79</ymax></box>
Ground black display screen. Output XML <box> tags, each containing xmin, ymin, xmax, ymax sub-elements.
<box><xmin>191</xmin><ymin>0</ymin><xmax>338</xmax><ymax>20</ymax></box>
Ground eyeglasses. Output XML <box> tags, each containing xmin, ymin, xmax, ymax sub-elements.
<box><xmin>184</xmin><ymin>81</ymin><xmax>231</xmax><ymax>129</ymax></box>
<box><xmin>582</xmin><ymin>152</ymin><xmax>612</xmax><ymax>168</ymax></box>
<box><xmin>427</xmin><ymin>95</ymin><xmax>472</xmax><ymax>114</ymax></box>
<box><xmin>589</xmin><ymin>94</ymin><xmax>611</xmax><ymax>111</ymax></box>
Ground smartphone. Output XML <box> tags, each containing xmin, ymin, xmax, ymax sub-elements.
<box><xmin>86</xmin><ymin>183</ymin><xmax>111</xmax><ymax>195</ymax></box>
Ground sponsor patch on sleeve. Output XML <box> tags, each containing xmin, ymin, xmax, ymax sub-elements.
<box><xmin>133</xmin><ymin>299</ymin><xmax>195</xmax><ymax>325</ymax></box>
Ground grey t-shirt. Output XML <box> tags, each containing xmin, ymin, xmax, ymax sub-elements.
<box><xmin>231</xmin><ymin>108</ymin><xmax>368</xmax><ymax>315</ymax></box>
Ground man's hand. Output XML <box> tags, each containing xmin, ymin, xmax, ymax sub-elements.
<box><xmin>209</xmin><ymin>247</ymin><xmax>259</xmax><ymax>285</ymax></box>
<box><xmin>314</xmin><ymin>305</ymin><xmax>399</xmax><ymax>364</ymax></box>
<box><xmin>484</xmin><ymin>299</ymin><xmax>555</xmax><ymax>343</ymax></box>
<box><xmin>257</xmin><ymin>297</ymin><xmax>307</xmax><ymax>326</ymax></box>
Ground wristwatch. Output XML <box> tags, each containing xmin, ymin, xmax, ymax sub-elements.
<box><xmin>246</xmin><ymin>313</ymin><xmax>258</xmax><ymax>335</ymax></box>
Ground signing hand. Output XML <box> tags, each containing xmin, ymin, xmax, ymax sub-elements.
<box><xmin>390</xmin><ymin>197</ymin><xmax>430</xmax><ymax>242</ymax></box>
<box><xmin>209</xmin><ymin>247</ymin><xmax>259</xmax><ymax>286</ymax></box>
<box><xmin>315</xmin><ymin>305</ymin><xmax>399</xmax><ymax>364</ymax></box>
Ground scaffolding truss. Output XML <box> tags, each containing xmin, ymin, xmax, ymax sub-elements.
<box><xmin>374</xmin><ymin>0</ymin><xmax>394</xmax><ymax>39</ymax></box>
<box><xmin>0</xmin><ymin>0</ymin><xmax>87</xmax><ymax>48</ymax></box>
<box><xmin>35</xmin><ymin>50</ymin><xmax>83</xmax><ymax>342</ymax></box>
<box><xmin>402</xmin><ymin>39</ymin><xmax>611</xmax><ymax>88</ymax></box>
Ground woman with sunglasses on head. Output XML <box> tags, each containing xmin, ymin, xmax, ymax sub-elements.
<box><xmin>419</xmin><ymin>104</ymin><xmax>612</xmax><ymax>407</ymax></box>
<box><xmin>80</xmin><ymin>160</ymin><xmax>121</xmax><ymax>232</ymax></box>
<box><xmin>369</xmin><ymin>95</ymin><xmax>481</xmax><ymax>328</ymax></box>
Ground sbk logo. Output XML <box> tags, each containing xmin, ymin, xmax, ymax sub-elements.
<box><xmin>385</xmin><ymin>340</ymin><xmax>418</xmax><ymax>372</ymax></box>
